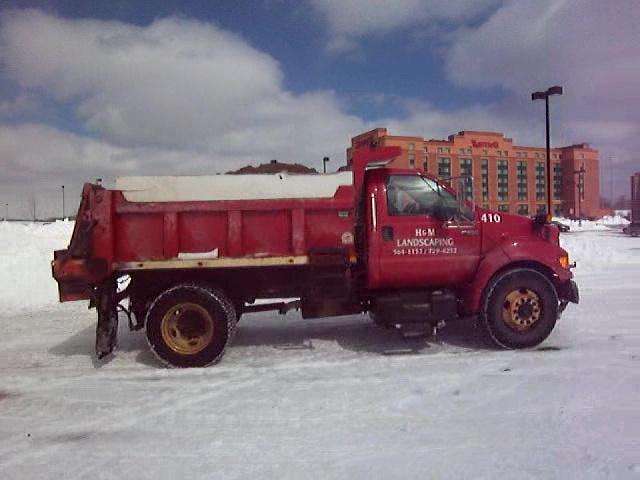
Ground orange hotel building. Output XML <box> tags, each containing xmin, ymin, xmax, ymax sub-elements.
<box><xmin>348</xmin><ymin>128</ymin><xmax>606</xmax><ymax>219</ymax></box>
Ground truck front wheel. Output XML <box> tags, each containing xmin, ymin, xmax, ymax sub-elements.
<box><xmin>145</xmin><ymin>284</ymin><xmax>236</xmax><ymax>367</ymax></box>
<box><xmin>480</xmin><ymin>269</ymin><xmax>559</xmax><ymax>349</ymax></box>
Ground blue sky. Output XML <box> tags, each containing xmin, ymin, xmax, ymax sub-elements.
<box><xmin>0</xmin><ymin>0</ymin><xmax>638</xmax><ymax>218</ymax></box>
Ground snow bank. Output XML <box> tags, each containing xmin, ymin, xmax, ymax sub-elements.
<box><xmin>561</xmin><ymin>231</ymin><xmax>640</xmax><ymax>272</ymax></box>
<box><xmin>0</xmin><ymin>220</ymin><xmax>74</xmax><ymax>314</ymax></box>
<box><xmin>554</xmin><ymin>216</ymin><xmax>629</xmax><ymax>232</ymax></box>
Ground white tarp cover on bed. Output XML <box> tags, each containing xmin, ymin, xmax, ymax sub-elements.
<box><xmin>115</xmin><ymin>172</ymin><xmax>354</xmax><ymax>202</ymax></box>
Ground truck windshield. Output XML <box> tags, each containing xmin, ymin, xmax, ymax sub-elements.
<box><xmin>385</xmin><ymin>174</ymin><xmax>458</xmax><ymax>218</ymax></box>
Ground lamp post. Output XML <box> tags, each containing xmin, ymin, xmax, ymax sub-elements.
<box><xmin>4</xmin><ymin>203</ymin><xmax>7</xmax><ymax>221</ymax></box>
<box><xmin>61</xmin><ymin>185</ymin><xmax>65</xmax><ymax>219</ymax></box>
<box><xmin>531</xmin><ymin>86</ymin><xmax>563</xmax><ymax>220</ymax></box>
<box><xmin>574</xmin><ymin>167</ymin><xmax>585</xmax><ymax>225</ymax></box>
<box><xmin>323</xmin><ymin>156</ymin><xmax>330</xmax><ymax>173</ymax></box>
<box><xmin>609</xmin><ymin>156</ymin><xmax>613</xmax><ymax>209</ymax></box>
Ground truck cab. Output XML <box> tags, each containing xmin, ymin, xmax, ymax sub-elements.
<box><xmin>351</xmin><ymin>145</ymin><xmax>578</xmax><ymax>347</ymax></box>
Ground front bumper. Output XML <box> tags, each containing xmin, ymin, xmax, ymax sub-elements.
<box><xmin>559</xmin><ymin>279</ymin><xmax>579</xmax><ymax>304</ymax></box>
<box><xmin>558</xmin><ymin>279</ymin><xmax>579</xmax><ymax>314</ymax></box>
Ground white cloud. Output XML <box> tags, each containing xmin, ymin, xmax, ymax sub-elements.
<box><xmin>0</xmin><ymin>10</ymin><xmax>367</xmax><ymax>217</ymax></box>
<box><xmin>0</xmin><ymin>10</ymin><xmax>283</xmax><ymax>150</ymax></box>
<box><xmin>311</xmin><ymin>0</ymin><xmax>501</xmax><ymax>36</ymax></box>
<box><xmin>0</xmin><ymin>10</ymin><xmax>364</xmax><ymax>155</ymax></box>
<box><xmin>309</xmin><ymin>0</ymin><xmax>501</xmax><ymax>54</ymax></box>
<box><xmin>442</xmin><ymin>0</ymin><xmax>640</xmax><ymax>193</ymax></box>
<box><xmin>446</xmin><ymin>0</ymin><xmax>640</xmax><ymax>96</ymax></box>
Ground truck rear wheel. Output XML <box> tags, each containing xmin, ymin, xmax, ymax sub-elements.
<box><xmin>145</xmin><ymin>284</ymin><xmax>236</xmax><ymax>367</ymax></box>
<box><xmin>480</xmin><ymin>269</ymin><xmax>558</xmax><ymax>349</ymax></box>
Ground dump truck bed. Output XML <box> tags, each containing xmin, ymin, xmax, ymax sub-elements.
<box><xmin>53</xmin><ymin>173</ymin><xmax>358</xmax><ymax>302</ymax></box>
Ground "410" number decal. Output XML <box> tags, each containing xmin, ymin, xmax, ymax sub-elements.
<box><xmin>480</xmin><ymin>213</ymin><xmax>502</xmax><ymax>223</ymax></box>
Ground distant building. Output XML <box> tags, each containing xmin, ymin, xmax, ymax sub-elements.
<box><xmin>229</xmin><ymin>160</ymin><xmax>318</xmax><ymax>175</ymax></box>
<box><xmin>631</xmin><ymin>172</ymin><xmax>640</xmax><ymax>222</ymax></box>
<box><xmin>347</xmin><ymin>128</ymin><xmax>607</xmax><ymax>219</ymax></box>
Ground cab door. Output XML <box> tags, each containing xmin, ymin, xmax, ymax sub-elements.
<box><xmin>368</xmin><ymin>173</ymin><xmax>482</xmax><ymax>289</ymax></box>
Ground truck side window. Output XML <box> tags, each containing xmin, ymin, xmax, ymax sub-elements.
<box><xmin>386</xmin><ymin>174</ymin><xmax>457</xmax><ymax>218</ymax></box>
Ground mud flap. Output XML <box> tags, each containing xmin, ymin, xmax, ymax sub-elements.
<box><xmin>95</xmin><ymin>279</ymin><xmax>118</xmax><ymax>359</ymax></box>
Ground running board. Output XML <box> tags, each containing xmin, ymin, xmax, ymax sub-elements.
<box><xmin>241</xmin><ymin>300</ymin><xmax>301</xmax><ymax>315</ymax></box>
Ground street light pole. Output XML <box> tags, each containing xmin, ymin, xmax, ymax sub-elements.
<box><xmin>531</xmin><ymin>86</ymin><xmax>563</xmax><ymax>221</ymax></box>
<box><xmin>323</xmin><ymin>156</ymin><xmax>330</xmax><ymax>174</ymax></box>
<box><xmin>609</xmin><ymin>156</ymin><xmax>613</xmax><ymax>209</ymax></box>
<box><xmin>62</xmin><ymin>185</ymin><xmax>65</xmax><ymax>219</ymax></box>
<box><xmin>574</xmin><ymin>167</ymin><xmax>585</xmax><ymax>225</ymax></box>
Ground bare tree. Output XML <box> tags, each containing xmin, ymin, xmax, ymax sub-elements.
<box><xmin>26</xmin><ymin>193</ymin><xmax>38</xmax><ymax>221</ymax></box>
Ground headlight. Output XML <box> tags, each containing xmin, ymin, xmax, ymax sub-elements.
<box><xmin>559</xmin><ymin>254</ymin><xmax>570</xmax><ymax>269</ymax></box>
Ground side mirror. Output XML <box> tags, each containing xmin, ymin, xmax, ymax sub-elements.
<box><xmin>533</xmin><ymin>212</ymin><xmax>548</xmax><ymax>225</ymax></box>
<box><xmin>454</xmin><ymin>176</ymin><xmax>475</xmax><ymax>221</ymax></box>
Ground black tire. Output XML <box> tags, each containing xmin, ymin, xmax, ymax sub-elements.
<box><xmin>145</xmin><ymin>284</ymin><xmax>236</xmax><ymax>368</ymax></box>
<box><xmin>479</xmin><ymin>268</ymin><xmax>559</xmax><ymax>349</ymax></box>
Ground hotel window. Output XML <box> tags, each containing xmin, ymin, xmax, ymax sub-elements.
<box><xmin>496</xmin><ymin>150</ymin><xmax>502</xmax><ymax>157</ymax></box>
<box><xmin>498</xmin><ymin>204</ymin><xmax>509</xmax><ymax>213</ymax></box>
<box><xmin>536</xmin><ymin>204</ymin><xmax>547</xmax><ymax>214</ymax></box>
<box><xmin>409</xmin><ymin>154</ymin><xmax>415</xmax><ymax>168</ymax></box>
<box><xmin>523</xmin><ymin>152</ymin><xmax>528</xmax><ymax>158</ymax></box>
<box><xmin>554</xmin><ymin>204</ymin><xmax>562</xmax><ymax>216</ymax></box>
<box><xmin>481</xmin><ymin>158</ymin><xmax>489</xmax><ymax>201</ymax></box>
<box><xmin>409</xmin><ymin>143</ymin><xmax>415</xmax><ymax>150</ymax></box>
<box><xmin>459</xmin><ymin>148</ymin><xmax>465</xmax><ymax>154</ymax></box>
<box><xmin>422</xmin><ymin>157</ymin><xmax>428</xmax><ymax>171</ymax></box>
<box><xmin>516</xmin><ymin>152</ymin><xmax>521</xmax><ymax>158</ymax></box>
<box><xmin>437</xmin><ymin>147</ymin><xmax>443</xmax><ymax>154</ymax></box>
<box><xmin>552</xmin><ymin>154</ymin><xmax>557</xmax><ymax>159</ymax></box>
<box><xmin>541</xmin><ymin>153</ymin><xmax>545</xmax><ymax>159</ymax></box>
<box><xmin>535</xmin><ymin>152</ymin><xmax>540</xmax><ymax>158</ymax></box>
<box><xmin>460</xmin><ymin>158</ymin><xmax>473</xmax><ymax>200</ymax></box>
<box><xmin>535</xmin><ymin>161</ymin><xmax>546</xmax><ymax>201</ymax></box>
<box><xmin>497</xmin><ymin>160</ymin><xmax>508</xmax><ymax>201</ymax></box>
<box><xmin>503</xmin><ymin>151</ymin><xmax>508</xmax><ymax>156</ymax></box>
<box><xmin>482</xmin><ymin>150</ymin><xmax>487</xmax><ymax>155</ymax></box>
<box><xmin>517</xmin><ymin>161</ymin><xmax>528</xmax><ymax>201</ymax></box>
<box><xmin>579</xmin><ymin>153</ymin><xmax>584</xmax><ymax>159</ymax></box>
<box><xmin>466</xmin><ymin>148</ymin><xmax>472</xmax><ymax>154</ymax></box>
<box><xmin>423</xmin><ymin>146</ymin><xmax>428</xmax><ymax>153</ymax></box>
<box><xmin>553</xmin><ymin>162</ymin><xmax>562</xmax><ymax>200</ymax></box>
<box><xmin>438</xmin><ymin>157</ymin><xmax>451</xmax><ymax>183</ymax></box>
<box><xmin>445</xmin><ymin>148</ymin><xmax>451</xmax><ymax>154</ymax></box>
<box><xmin>517</xmin><ymin>204</ymin><xmax>529</xmax><ymax>216</ymax></box>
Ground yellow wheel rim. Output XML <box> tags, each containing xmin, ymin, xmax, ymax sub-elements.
<box><xmin>501</xmin><ymin>288</ymin><xmax>542</xmax><ymax>332</ymax></box>
<box><xmin>160</xmin><ymin>302</ymin><xmax>214</xmax><ymax>355</ymax></box>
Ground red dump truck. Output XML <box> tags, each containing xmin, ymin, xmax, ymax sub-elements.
<box><xmin>52</xmin><ymin>145</ymin><xmax>578</xmax><ymax>367</ymax></box>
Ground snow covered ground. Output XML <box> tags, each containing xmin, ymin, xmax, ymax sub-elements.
<box><xmin>1</xmin><ymin>219</ymin><xmax>639</xmax><ymax>479</ymax></box>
